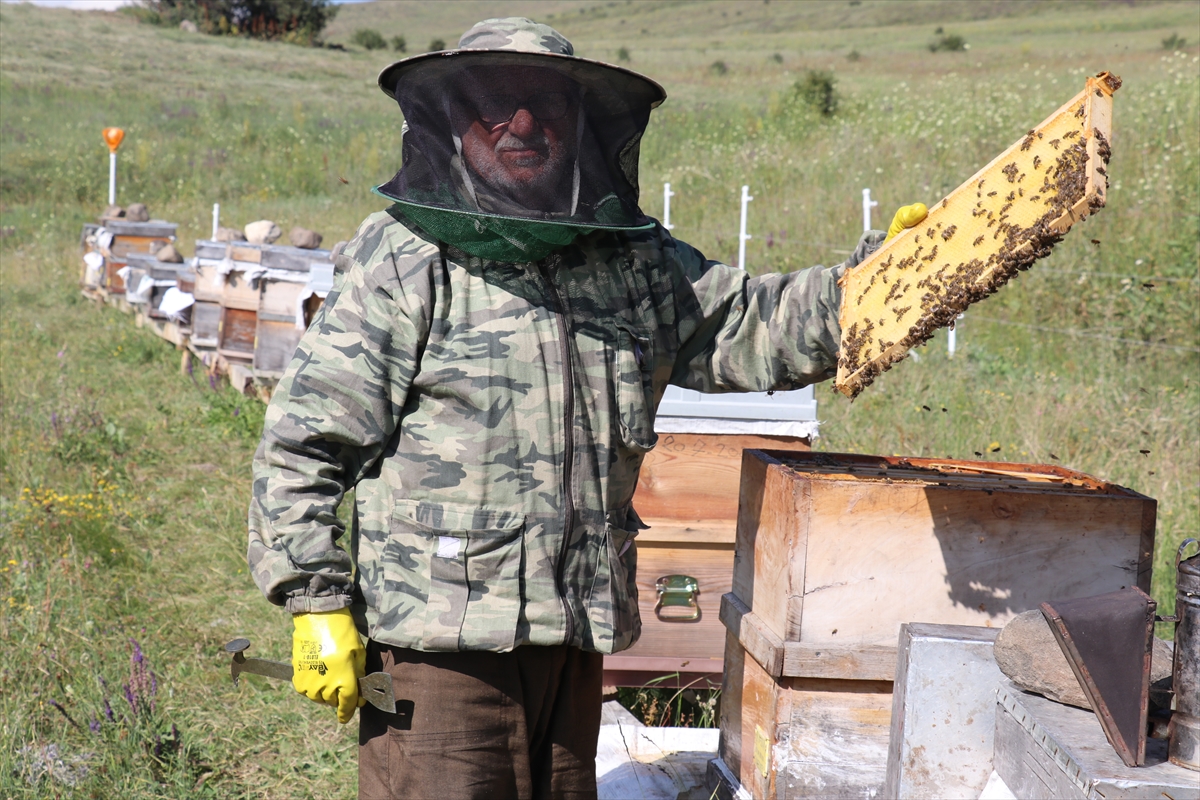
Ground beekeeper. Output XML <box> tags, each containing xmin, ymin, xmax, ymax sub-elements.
<box><xmin>247</xmin><ymin>16</ymin><xmax>922</xmax><ymax>799</ymax></box>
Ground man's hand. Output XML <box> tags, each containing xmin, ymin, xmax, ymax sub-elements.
<box><xmin>886</xmin><ymin>203</ymin><xmax>928</xmax><ymax>241</ymax></box>
<box><xmin>292</xmin><ymin>608</ymin><xmax>366</xmax><ymax>724</ymax></box>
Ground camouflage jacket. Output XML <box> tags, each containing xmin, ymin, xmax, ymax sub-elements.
<box><xmin>248</xmin><ymin>208</ymin><xmax>881</xmax><ymax>654</ymax></box>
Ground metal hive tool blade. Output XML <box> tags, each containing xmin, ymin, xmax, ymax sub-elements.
<box><xmin>1040</xmin><ymin>586</ymin><xmax>1155</xmax><ymax>767</ymax></box>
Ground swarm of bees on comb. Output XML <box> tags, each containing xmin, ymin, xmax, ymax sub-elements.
<box><xmin>836</xmin><ymin>71</ymin><xmax>1121</xmax><ymax>399</ymax></box>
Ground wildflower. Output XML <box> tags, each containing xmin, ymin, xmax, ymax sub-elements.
<box><xmin>89</xmin><ymin>718</ymin><xmax>101</xmax><ymax>734</ymax></box>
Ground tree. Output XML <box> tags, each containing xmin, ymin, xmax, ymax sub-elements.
<box><xmin>138</xmin><ymin>0</ymin><xmax>338</xmax><ymax>45</ymax></box>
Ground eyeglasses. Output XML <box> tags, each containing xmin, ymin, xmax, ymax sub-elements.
<box><xmin>473</xmin><ymin>92</ymin><xmax>572</xmax><ymax>128</ymax></box>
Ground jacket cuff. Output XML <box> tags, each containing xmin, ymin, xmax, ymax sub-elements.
<box><xmin>284</xmin><ymin>593</ymin><xmax>353</xmax><ymax>615</ymax></box>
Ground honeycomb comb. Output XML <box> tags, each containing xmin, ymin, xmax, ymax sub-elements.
<box><xmin>836</xmin><ymin>71</ymin><xmax>1121</xmax><ymax>399</ymax></box>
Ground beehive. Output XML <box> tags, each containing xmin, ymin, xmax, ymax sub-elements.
<box><xmin>713</xmin><ymin>449</ymin><xmax>1154</xmax><ymax>799</ymax></box>
<box><xmin>836</xmin><ymin>71</ymin><xmax>1121</xmax><ymax>398</ymax></box>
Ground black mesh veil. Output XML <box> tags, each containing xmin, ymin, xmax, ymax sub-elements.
<box><xmin>376</xmin><ymin>52</ymin><xmax>664</xmax><ymax>231</ymax></box>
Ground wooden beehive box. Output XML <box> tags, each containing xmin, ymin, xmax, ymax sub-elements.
<box><xmin>607</xmin><ymin>432</ymin><xmax>810</xmax><ymax>689</ymax></box>
<box><xmin>253</xmin><ymin>245</ymin><xmax>334</xmax><ymax>377</ymax></box>
<box><xmin>123</xmin><ymin>253</ymin><xmax>189</xmax><ymax>319</ymax></box>
<box><xmin>95</xmin><ymin>219</ymin><xmax>177</xmax><ymax>294</ymax></box>
<box><xmin>605</xmin><ymin>388</ymin><xmax>820</xmax><ymax>688</ymax></box>
<box><xmin>714</xmin><ymin>450</ymin><xmax>1154</xmax><ymax>799</ymax></box>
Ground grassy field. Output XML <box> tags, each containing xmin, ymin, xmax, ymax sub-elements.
<box><xmin>1</xmin><ymin>1</ymin><xmax>1197</xmax><ymax>796</ymax></box>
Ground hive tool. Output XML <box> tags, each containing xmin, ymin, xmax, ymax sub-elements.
<box><xmin>223</xmin><ymin>638</ymin><xmax>396</xmax><ymax>713</ymax></box>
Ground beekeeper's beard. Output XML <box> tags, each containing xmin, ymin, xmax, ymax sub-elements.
<box><xmin>463</xmin><ymin>129</ymin><xmax>571</xmax><ymax>211</ymax></box>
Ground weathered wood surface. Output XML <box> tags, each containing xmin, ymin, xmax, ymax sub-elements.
<box><xmin>254</xmin><ymin>317</ymin><xmax>303</xmax><ymax>376</ymax></box>
<box><xmin>779</xmin><ymin>677</ymin><xmax>892</xmax><ymax>799</ymax></box>
<box><xmin>219</xmin><ymin>271</ymin><xmax>260</xmax><ymax>312</ymax></box>
<box><xmin>634</xmin><ymin>433</ymin><xmax>808</xmax><ymax>525</ymax></box>
<box><xmin>720</xmin><ymin>593</ymin><xmax>897</xmax><ymax>681</ymax></box>
<box><xmin>617</xmin><ymin>541</ymin><xmax>734</xmax><ymax>663</ymax></box>
<box><xmin>733</xmin><ymin>450</ymin><xmax>1154</xmax><ymax>650</ymax></box>
<box><xmin>99</xmin><ymin>219</ymin><xmax>177</xmax><ymax>238</ymax></box>
<box><xmin>993</xmin><ymin>679</ymin><xmax>1198</xmax><ymax>800</ymax></box>
<box><xmin>190</xmin><ymin>302</ymin><xmax>220</xmax><ymax>348</ymax></box>
<box><xmin>259</xmin><ymin>279</ymin><xmax>307</xmax><ymax>319</ymax></box>
<box><xmin>218</xmin><ymin>307</ymin><xmax>256</xmax><ymax>358</ymax></box>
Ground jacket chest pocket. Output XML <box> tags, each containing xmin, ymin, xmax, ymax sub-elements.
<box><xmin>610</xmin><ymin>322</ymin><xmax>658</xmax><ymax>454</ymax></box>
<box><xmin>392</xmin><ymin>500</ymin><xmax>525</xmax><ymax>652</ymax></box>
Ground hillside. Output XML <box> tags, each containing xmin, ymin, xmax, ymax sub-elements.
<box><xmin>1</xmin><ymin>1</ymin><xmax>1197</xmax><ymax>797</ymax></box>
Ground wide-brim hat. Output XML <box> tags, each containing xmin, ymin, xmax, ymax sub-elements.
<box><xmin>377</xmin><ymin>17</ymin><xmax>666</xmax><ymax>115</ymax></box>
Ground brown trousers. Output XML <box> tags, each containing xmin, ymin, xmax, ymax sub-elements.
<box><xmin>358</xmin><ymin>642</ymin><xmax>603</xmax><ymax>800</ymax></box>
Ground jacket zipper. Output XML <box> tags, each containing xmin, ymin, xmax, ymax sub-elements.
<box><xmin>539</xmin><ymin>259</ymin><xmax>576</xmax><ymax>646</ymax></box>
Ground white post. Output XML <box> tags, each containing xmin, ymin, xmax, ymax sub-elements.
<box><xmin>663</xmin><ymin>182</ymin><xmax>675</xmax><ymax>230</ymax></box>
<box><xmin>212</xmin><ymin>203</ymin><xmax>220</xmax><ymax>240</ymax></box>
<box><xmin>862</xmin><ymin>187</ymin><xmax>878</xmax><ymax>232</ymax></box>
<box><xmin>948</xmin><ymin>313</ymin><xmax>964</xmax><ymax>357</ymax></box>
<box><xmin>108</xmin><ymin>152</ymin><xmax>117</xmax><ymax>206</ymax></box>
<box><xmin>737</xmin><ymin>184</ymin><xmax>753</xmax><ymax>270</ymax></box>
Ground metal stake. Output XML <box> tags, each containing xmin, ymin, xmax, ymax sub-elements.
<box><xmin>738</xmin><ymin>184</ymin><xmax>753</xmax><ymax>270</ymax></box>
<box><xmin>108</xmin><ymin>152</ymin><xmax>117</xmax><ymax>206</ymax></box>
<box><xmin>663</xmin><ymin>182</ymin><xmax>675</xmax><ymax>231</ymax></box>
<box><xmin>862</xmin><ymin>187</ymin><xmax>879</xmax><ymax>232</ymax></box>
<box><xmin>212</xmin><ymin>203</ymin><xmax>220</xmax><ymax>241</ymax></box>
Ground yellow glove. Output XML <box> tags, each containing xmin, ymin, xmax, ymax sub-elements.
<box><xmin>886</xmin><ymin>203</ymin><xmax>928</xmax><ymax>241</ymax></box>
<box><xmin>292</xmin><ymin>608</ymin><xmax>366</xmax><ymax>724</ymax></box>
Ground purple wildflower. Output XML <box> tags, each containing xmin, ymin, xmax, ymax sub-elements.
<box><xmin>89</xmin><ymin>718</ymin><xmax>101</xmax><ymax>734</ymax></box>
<box><xmin>103</xmin><ymin>697</ymin><xmax>114</xmax><ymax>722</ymax></box>
<box><xmin>123</xmin><ymin>682</ymin><xmax>137</xmax><ymax>715</ymax></box>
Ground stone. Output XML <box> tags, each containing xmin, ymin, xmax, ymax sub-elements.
<box><xmin>289</xmin><ymin>226</ymin><xmax>322</xmax><ymax>249</ymax></box>
<box><xmin>155</xmin><ymin>243</ymin><xmax>184</xmax><ymax>263</ymax></box>
<box><xmin>996</xmin><ymin>610</ymin><xmax>1092</xmax><ymax>708</ymax></box>
<box><xmin>244</xmin><ymin>220</ymin><xmax>281</xmax><ymax>245</ymax></box>
<box><xmin>101</xmin><ymin>204</ymin><xmax>125</xmax><ymax>220</ymax></box>
<box><xmin>125</xmin><ymin>203</ymin><xmax>150</xmax><ymax>222</ymax></box>
<box><xmin>995</xmin><ymin>610</ymin><xmax>1174</xmax><ymax>711</ymax></box>
<box><xmin>215</xmin><ymin>226</ymin><xmax>246</xmax><ymax>242</ymax></box>
<box><xmin>179</xmin><ymin>19</ymin><xmax>198</xmax><ymax>33</ymax></box>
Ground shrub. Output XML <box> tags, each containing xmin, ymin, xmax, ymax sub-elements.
<box><xmin>1162</xmin><ymin>32</ymin><xmax>1186</xmax><ymax>50</ymax></box>
<box><xmin>391</xmin><ymin>34</ymin><xmax>406</xmax><ymax>53</ymax></box>
<box><xmin>135</xmin><ymin>0</ymin><xmax>338</xmax><ymax>45</ymax></box>
<box><xmin>792</xmin><ymin>69</ymin><xmax>839</xmax><ymax>116</ymax></box>
<box><xmin>929</xmin><ymin>33</ymin><xmax>967</xmax><ymax>52</ymax></box>
<box><xmin>770</xmin><ymin>52</ymin><xmax>783</xmax><ymax>64</ymax></box>
<box><xmin>351</xmin><ymin>28</ymin><xmax>386</xmax><ymax>50</ymax></box>
<box><xmin>709</xmin><ymin>60</ymin><xmax>728</xmax><ymax>76</ymax></box>
<box><xmin>617</xmin><ymin>46</ymin><xmax>631</xmax><ymax>62</ymax></box>
<box><xmin>428</xmin><ymin>37</ymin><xmax>446</xmax><ymax>52</ymax></box>
<box><xmin>847</xmin><ymin>49</ymin><xmax>861</xmax><ymax>62</ymax></box>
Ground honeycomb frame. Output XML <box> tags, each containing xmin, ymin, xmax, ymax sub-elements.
<box><xmin>835</xmin><ymin>72</ymin><xmax>1121</xmax><ymax>399</ymax></box>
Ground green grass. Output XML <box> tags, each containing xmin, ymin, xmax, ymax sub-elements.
<box><xmin>1</xmin><ymin>1</ymin><xmax>1198</xmax><ymax>796</ymax></box>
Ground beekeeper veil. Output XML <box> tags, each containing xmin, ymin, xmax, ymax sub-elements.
<box><xmin>375</xmin><ymin>17</ymin><xmax>666</xmax><ymax>261</ymax></box>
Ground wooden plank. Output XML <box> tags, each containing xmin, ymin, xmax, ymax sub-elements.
<box><xmin>259</xmin><ymin>279</ymin><xmax>307</xmax><ymax>319</ymax></box>
<box><xmin>191</xmin><ymin>301</ymin><xmax>221</xmax><ymax>347</ymax></box>
<box><xmin>722</xmin><ymin>592</ymin><xmax>897</xmax><ymax>681</ymax></box>
<box><xmin>254</xmin><ymin>318</ymin><xmax>303</xmax><ymax>375</ymax></box>
<box><xmin>740</xmin><ymin>453</ymin><xmax>808</xmax><ymax>643</ymax></box>
<box><xmin>633</xmin><ymin>433</ymin><xmax>808</xmax><ymax>522</ymax></box>
<box><xmin>220</xmin><ymin>271</ymin><xmax>260</xmax><ymax>311</ymax></box>
<box><xmin>229</xmin><ymin>245</ymin><xmax>263</xmax><ymax>264</ymax></box>
<box><xmin>797</xmin><ymin>480</ymin><xmax>1151</xmax><ymax>646</ymax></box>
<box><xmin>637</xmin><ymin>517</ymin><xmax>736</xmax><ymax>544</ymax></box>
<box><xmin>781</xmin><ymin>642</ymin><xmax>896</xmax><ymax>682</ymax></box>
<box><xmin>778</xmin><ymin>676</ymin><xmax>893</xmax><ymax>799</ymax></box>
<box><xmin>107</xmin><ymin>234</ymin><xmax>171</xmax><ymax>260</ymax></box>
<box><xmin>720</xmin><ymin>592</ymin><xmax>784</xmax><ymax>677</ymax></box>
<box><xmin>718</xmin><ymin>632</ymin><xmax>747</xmax><ymax>780</ymax></box>
<box><xmin>218</xmin><ymin>307</ymin><xmax>256</xmax><ymax>355</ymax></box>
<box><xmin>619</xmin><ymin>542</ymin><xmax>733</xmax><ymax>663</ymax></box>
<box><xmin>734</xmin><ymin>638</ymin><xmax>785</xmax><ymax>800</ymax></box>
